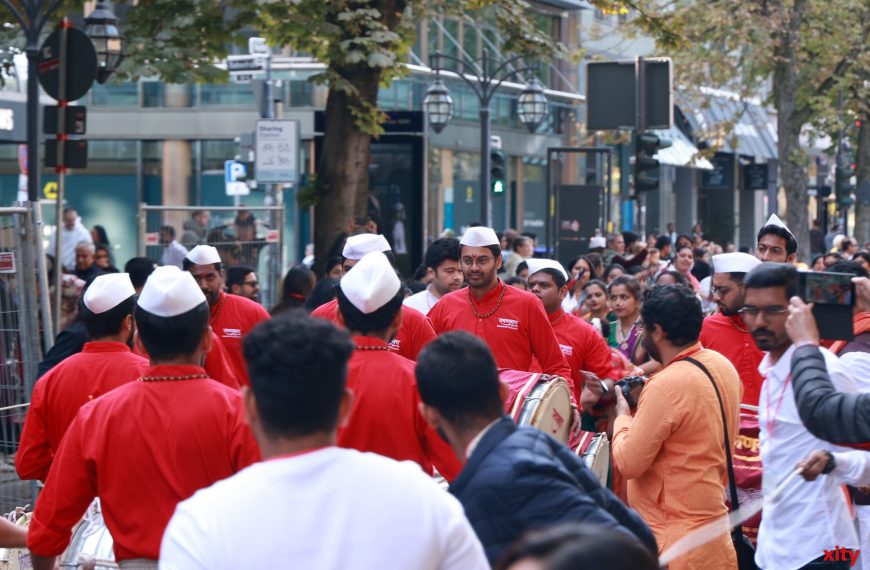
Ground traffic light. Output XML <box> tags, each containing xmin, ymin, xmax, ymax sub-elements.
<box><xmin>835</xmin><ymin>151</ymin><xmax>855</xmax><ymax>207</ymax></box>
<box><xmin>491</xmin><ymin>149</ymin><xmax>506</xmax><ymax>193</ymax></box>
<box><xmin>633</xmin><ymin>132</ymin><xmax>672</xmax><ymax>192</ymax></box>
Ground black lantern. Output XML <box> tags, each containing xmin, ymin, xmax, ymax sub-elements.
<box><xmin>423</xmin><ymin>78</ymin><xmax>454</xmax><ymax>134</ymax></box>
<box><xmin>85</xmin><ymin>1</ymin><xmax>125</xmax><ymax>84</ymax></box>
<box><xmin>517</xmin><ymin>77</ymin><xmax>549</xmax><ymax>132</ymax></box>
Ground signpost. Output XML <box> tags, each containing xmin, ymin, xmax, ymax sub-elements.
<box><xmin>255</xmin><ymin>119</ymin><xmax>300</xmax><ymax>184</ymax></box>
<box><xmin>224</xmin><ymin>160</ymin><xmax>249</xmax><ymax>199</ymax></box>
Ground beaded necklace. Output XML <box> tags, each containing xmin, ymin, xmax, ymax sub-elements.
<box><xmin>139</xmin><ymin>373</ymin><xmax>208</xmax><ymax>383</ymax></box>
<box><xmin>468</xmin><ymin>283</ymin><xmax>507</xmax><ymax>319</ymax></box>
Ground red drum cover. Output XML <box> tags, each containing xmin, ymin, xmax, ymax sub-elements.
<box><xmin>733</xmin><ymin>412</ymin><xmax>762</xmax><ymax>545</ymax></box>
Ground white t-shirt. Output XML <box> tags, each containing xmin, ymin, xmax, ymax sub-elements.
<box><xmin>756</xmin><ymin>344</ymin><xmax>860</xmax><ymax>570</ymax></box>
<box><xmin>403</xmin><ymin>287</ymin><xmax>440</xmax><ymax>316</ymax></box>
<box><xmin>159</xmin><ymin>447</ymin><xmax>487</xmax><ymax>570</ymax></box>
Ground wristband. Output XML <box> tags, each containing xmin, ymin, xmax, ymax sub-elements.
<box><xmin>821</xmin><ymin>450</ymin><xmax>836</xmax><ymax>475</ymax></box>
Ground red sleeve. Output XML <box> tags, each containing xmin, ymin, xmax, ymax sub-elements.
<box><xmin>27</xmin><ymin>412</ymin><xmax>97</xmax><ymax>556</ymax></box>
<box><xmin>427</xmin><ymin>299</ymin><xmax>446</xmax><ymax>334</ymax></box>
<box><xmin>583</xmin><ymin>326</ymin><xmax>616</xmax><ymax>380</ymax></box>
<box><xmin>15</xmin><ymin>381</ymin><xmax>51</xmax><ymax>481</ymax></box>
<box><xmin>528</xmin><ymin>302</ymin><xmax>571</xmax><ymax>378</ymax></box>
<box><xmin>204</xmin><ymin>334</ymin><xmax>241</xmax><ymax>390</ymax></box>
<box><xmin>228</xmin><ymin>397</ymin><xmax>261</xmax><ymax>470</ymax></box>
<box><xmin>405</xmin><ymin>310</ymin><xmax>437</xmax><ymax>360</ymax></box>
<box><xmin>413</xmin><ymin>390</ymin><xmax>461</xmax><ymax>481</ymax></box>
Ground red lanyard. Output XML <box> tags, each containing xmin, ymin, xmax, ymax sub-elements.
<box><xmin>764</xmin><ymin>372</ymin><xmax>792</xmax><ymax>440</ymax></box>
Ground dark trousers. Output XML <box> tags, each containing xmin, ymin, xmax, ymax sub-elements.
<box><xmin>798</xmin><ymin>554</ymin><xmax>851</xmax><ymax>569</ymax></box>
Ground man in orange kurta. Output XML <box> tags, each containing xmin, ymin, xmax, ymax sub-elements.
<box><xmin>612</xmin><ymin>285</ymin><xmax>741</xmax><ymax>570</ymax></box>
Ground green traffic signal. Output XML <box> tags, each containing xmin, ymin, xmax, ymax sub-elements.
<box><xmin>492</xmin><ymin>179</ymin><xmax>505</xmax><ymax>193</ymax></box>
<box><xmin>634</xmin><ymin>132</ymin><xmax>671</xmax><ymax>192</ymax></box>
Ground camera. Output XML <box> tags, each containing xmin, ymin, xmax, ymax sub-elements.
<box><xmin>797</xmin><ymin>271</ymin><xmax>855</xmax><ymax>341</ymax></box>
<box><xmin>614</xmin><ymin>375</ymin><xmax>646</xmax><ymax>409</ymax></box>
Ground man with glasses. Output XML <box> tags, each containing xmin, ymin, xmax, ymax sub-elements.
<box><xmin>743</xmin><ymin>263</ymin><xmax>858</xmax><ymax>569</ymax></box>
<box><xmin>226</xmin><ymin>265</ymin><xmax>260</xmax><ymax>303</ymax></box>
<box><xmin>428</xmin><ymin>227</ymin><xmax>570</xmax><ymax>377</ymax></box>
<box><xmin>699</xmin><ymin>252</ymin><xmax>764</xmax><ymax>406</ymax></box>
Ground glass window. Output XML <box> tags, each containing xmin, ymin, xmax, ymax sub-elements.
<box><xmin>90</xmin><ymin>82</ymin><xmax>139</xmax><ymax>107</ymax></box>
<box><xmin>142</xmin><ymin>82</ymin><xmax>163</xmax><ymax>108</ymax></box>
<box><xmin>442</xmin><ymin>18</ymin><xmax>461</xmax><ymax>73</ymax></box>
<box><xmin>197</xmin><ymin>83</ymin><xmax>255</xmax><ymax>107</ymax></box>
<box><xmin>462</xmin><ymin>19</ymin><xmax>479</xmax><ymax>60</ymax></box>
<box><xmin>287</xmin><ymin>79</ymin><xmax>314</xmax><ymax>107</ymax></box>
<box><xmin>202</xmin><ymin>140</ymin><xmax>239</xmax><ymax>171</ymax></box>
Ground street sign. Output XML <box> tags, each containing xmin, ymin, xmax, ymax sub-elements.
<box><xmin>145</xmin><ymin>232</ymin><xmax>160</xmax><ymax>246</ymax></box>
<box><xmin>248</xmin><ymin>37</ymin><xmax>270</xmax><ymax>56</ymax></box>
<box><xmin>225</xmin><ymin>160</ymin><xmax>249</xmax><ymax>196</ymax></box>
<box><xmin>45</xmin><ymin>139</ymin><xmax>87</xmax><ymax>168</ymax></box>
<box><xmin>226</xmin><ymin>55</ymin><xmax>263</xmax><ymax>73</ymax></box>
<box><xmin>255</xmin><ymin>119</ymin><xmax>300</xmax><ymax>184</ymax></box>
<box><xmin>0</xmin><ymin>252</ymin><xmax>16</xmax><ymax>274</ymax></box>
<box><xmin>43</xmin><ymin>105</ymin><xmax>87</xmax><ymax>135</ymax></box>
<box><xmin>231</xmin><ymin>73</ymin><xmax>253</xmax><ymax>84</ymax></box>
<box><xmin>744</xmin><ymin>163</ymin><xmax>768</xmax><ymax>190</ymax></box>
<box><xmin>586</xmin><ymin>58</ymin><xmax>673</xmax><ymax>130</ymax></box>
<box><xmin>37</xmin><ymin>27</ymin><xmax>98</xmax><ymax>101</ymax></box>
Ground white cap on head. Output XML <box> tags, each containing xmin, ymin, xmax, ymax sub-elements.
<box><xmin>185</xmin><ymin>245</ymin><xmax>221</xmax><ymax>266</ymax></box>
<box><xmin>589</xmin><ymin>236</ymin><xmax>607</xmax><ymax>249</ymax></box>
<box><xmin>763</xmin><ymin>214</ymin><xmax>794</xmax><ymax>238</ymax></box>
<box><xmin>339</xmin><ymin>251</ymin><xmax>401</xmax><ymax>314</ymax></box>
<box><xmin>83</xmin><ymin>273</ymin><xmax>135</xmax><ymax>314</ymax></box>
<box><xmin>700</xmin><ymin>275</ymin><xmax>712</xmax><ymax>297</ymax></box>
<box><xmin>526</xmin><ymin>258</ymin><xmax>569</xmax><ymax>282</ymax></box>
<box><xmin>342</xmin><ymin>234</ymin><xmax>391</xmax><ymax>260</ymax></box>
<box><xmin>460</xmin><ymin>227</ymin><xmax>500</xmax><ymax>248</ymax></box>
<box><xmin>137</xmin><ymin>266</ymin><xmax>207</xmax><ymax>318</ymax></box>
<box><xmin>712</xmin><ymin>252</ymin><xmax>762</xmax><ymax>274</ymax></box>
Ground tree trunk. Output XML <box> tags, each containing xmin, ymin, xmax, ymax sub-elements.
<box><xmin>854</xmin><ymin>118</ymin><xmax>870</xmax><ymax>244</ymax></box>
<box><xmin>312</xmin><ymin>65</ymin><xmax>382</xmax><ymax>276</ymax></box>
<box><xmin>773</xmin><ymin>1</ymin><xmax>811</xmax><ymax>262</ymax></box>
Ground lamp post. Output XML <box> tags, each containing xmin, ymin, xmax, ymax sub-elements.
<box><xmin>84</xmin><ymin>1</ymin><xmax>125</xmax><ymax>84</ymax></box>
<box><xmin>424</xmin><ymin>51</ymin><xmax>549</xmax><ymax>228</ymax></box>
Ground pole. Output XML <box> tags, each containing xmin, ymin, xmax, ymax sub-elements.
<box><xmin>262</xmin><ymin>47</ymin><xmax>281</xmax><ymax>308</ymax></box>
<box><xmin>480</xmin><ymin>105</ymin><xmax>491</xmax><ymax>227</ymax></box>
<box><xmin>52</xmin><ymin>18</ymin><xmax>70</xmax><ymax>337</ymax></box>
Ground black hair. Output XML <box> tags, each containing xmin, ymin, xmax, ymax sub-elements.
<box><xmin>655</xmin><ymin>235</ymin><xmax>671</xmax><ymax>250</ymax></box>
<box><xmin>512</xmin><ymin>236</ymin><xmax>531</xmax><ymax>251</ymax></box>
<box><xmin>92</xmin><ymin>224</ymin><xmax>110</xmax><ymax>246</ymax></box>
<box><xmin>505</xmin><ymin>276</ymin><xmax>527</xmax><ymax>289</ymax></box>
<box><xmin>655</xmin><ymin>270</ymin><xmax>690</xmax><ymax>287</ymax></box>
<box><xmin>811</xmin><ymin>254</ymin><xmax>824</xmax><ymax>268</ymax></box>
<box><xmin>607</xmin><ymin>274</ymin><xmax>641</xmax><ymax>299</ymax></box>
<box><xmin>517</xmin><ymin>261</ymin><xmax>529</xmax><ymax>274</ymax></box>
<box><xmin>641</xmin><ymin>284</ymin><xmax>703</xmax><ymax>346</ymax></box>
<box><xmin>182</xmin><ymin>258</ymin><xmax>223</xmax><ymax>273</ymax></box>
<box><xmin>676</xmin><ymin>233</ymin><xmax>693</xmax><ymax>245</ymax></box>
<box><xmin>424</xmin><ymin>237</ymin><xmax>460</xmax><ymax>270</ymax></box>
<box><xmin>585</xmin><ymin>252</ymin><xmax>603</xmax><ymax>272</ymax></box>
<box><xmin>160</xmin><ymin>225</ymin><xmax>176</xmax><ymax>239</ymax></box>
<box><xmin>412</xmin><ymin>264</ymin><xmax>429</xmax><ymax>281</ymax></box>
<box><xmin>583</xmin><ymin>279</ymin><xmax>607</xmax><ymax>294</ymax></box>
<box><xmin>603</xmin><ymin>263</ymin><xmax>626</xmax><ymax>282</ymax></box>
<box><xmin>135</xmin><ymin>302</ymin><xmax>210</xmax><ymax>361</ymax></box>
<box><xmin>622</xmin><ymin>231</ymin><xmax>639</xmax><ymax>248</ymax></box>
<box><xmin>416</xmin><ymin>331</ymin><xmax>504</xmax><ymax>430</ymax></box>
<box><xmin>757</xmin><ymin>224</ymin><xmax>798</xmax><ymax>255</ymax></box>
<box><xmin>243</xmin><ymin>311</ymin><xmax>354</xmax><ymax>438</ymax></box>
<box><xmin>336</xmin><ymin>286</ymin><xmax>404</xmax><ymax>335</ymax></box>
<box><xmin>324</xmin><ymin>256</ymin><xmax>343</xmax><ymax>275</ymax></box>
<box><xmin>854</xmin><ymin>251</ymin><xmax>870</xmax><ymax>266</ymax></box>
<box><xmin>79</xmin><ymin>295</ymin><xmax>136</xmax><ymax>339</ymax></box>
<box><xmin>531</xmin><ymin>268</ymin><xmax>567</xmax><ymax>289</ymax></box>
<box><xmin>305</xmin><ymin>278</ymin><xmax>339</xmax><ymax>312</ymax></box>
<box><xmin>494</xmin><ymin>523</ymin><xmax>657</xmax><ymax>570</ymax></box>
<box><xmin>565</xmin><ymin>255</ymin><xmax>590</xmax><ymax>274</ymax></box>
<box><xmin>826</xmin><ymin>260</ymin><xmax>869</xmax><ymax>279</ymax></box>
<box><xmin>743</xmin><ymin>263</ymin><xmax>798</xmax><ymax>299</ymax></box>
<box><xmin>226</xmin><ymin>265</ymin><xmax>256</xmax><ymax>288</ymax></box>
<box><xmin>123</xmin><ymin>257</ymin><xmax>157</xmax><ymax>290</ymax></box>
<box><xmin>271</xmin><ymin>265</ymin><xmax>317</xmax><ymax>315</ymax></box>
<box><xmin>676</xmin><ymin>244</ymin><xmax>693</xmax><ymax>255</ymax></box>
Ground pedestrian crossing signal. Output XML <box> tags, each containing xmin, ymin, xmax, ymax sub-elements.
<box><xmin>492</xmin><ymin>179</ymin><xmax>505</xmax><ymax>193</ymax></box>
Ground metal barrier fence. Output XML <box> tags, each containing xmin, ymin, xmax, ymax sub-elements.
<box><xmin>137</xmin><ymin>204</ymin><xmax>285</xmax><ymax>310</ymax></box>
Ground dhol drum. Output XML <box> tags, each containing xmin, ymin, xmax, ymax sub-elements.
<box><xmin>500</xmin><ymin>370</ymin><xmax>572</xmax><ymax>444</ymax></box>
<box><xmin>59</xmin><ymin>500</ymin><xmax>117</xmax><ymax>569</ymax></box>
<box><xmin>574</xmin><ymin>431</ymin><xmax>610</xmax><ymax>486</ymax></box>
<box><xmin>0</xmin><ymin>508</ymin><xmax>32</xmax><ymax>570</ymax></box>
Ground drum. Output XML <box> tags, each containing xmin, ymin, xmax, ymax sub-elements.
<box><xmin>500</xmin><ymin>370</ymin><xmax>572</xmax><ymax>444</ymax></box>
<box><xmin>59</xmin><ymin>500</ymin><xmax>117</xmax><ymax>569</ymax></box>
<box><xmin>0</xmin><ymin>508</ymin><xmax>32</xmax><ymax>570</ymax></box>
<box><xmin>574</xmin><ymin>431</ymin><xmax>610</xmax><ymax>486</ymax></box>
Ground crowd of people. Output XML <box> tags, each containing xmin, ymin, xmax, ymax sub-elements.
<box><xmin>5</xmin><ymin>207</ymin><xmax>869</xmax><ymax>570</ymax></box>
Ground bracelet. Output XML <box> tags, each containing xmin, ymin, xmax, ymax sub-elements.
<box><xmin>793</xmin><ymin>340</ymin><xmax>820</xmax><ymax>350</ymax></box>
<box><xmin>821</xmin><ymin>450</ymin><xmax>836</xmax><ymax>475</ymax></box>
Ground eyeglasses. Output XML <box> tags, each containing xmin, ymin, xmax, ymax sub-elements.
<box><xmin>738</xmin><ymin>305</ymin><xmax>788</xmax><ymax>318</ymax></box>
<box><xmin>243</xmin><ymin>281</ymin><xmax>259</xmax><ymax>287</ymax></box>
<box><xmin>460</xmin><ymin>256</ymin><xmax>493</xmax><ymax>267</ymax></box>
<box><xmin>710</xmin><ymin>284</ymin><xmax>742</xmax><ymax>297</ymax></box>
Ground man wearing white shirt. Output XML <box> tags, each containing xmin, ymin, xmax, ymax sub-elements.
<box><xmin>742</xmin><ymin>263</ymin><xmax>859</xmax><ymax>570</ymax></box>
<box><xmin>159</xmin><ymin>312</ymin><xmax>487</xmax><ymax>570</ymax></box>
<box><xmin>404</xmin><ymin>237</ymin><xmax>462</xmax><ymax>316</ymax></box>
<box><xmin>159</xmin><ymin>225</ymin><xmax>189</xmax><ymax>269</ymax></box>
<box><xmin>47</xmin><ymin>208</ymin><xmax>92</xmax><ymax>272</ymax></box>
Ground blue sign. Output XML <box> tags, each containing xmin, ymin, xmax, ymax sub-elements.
<box><xmin>224</xmin><ymin>160</ymin><xmax>248</xmax><ymax>196</ymax></box>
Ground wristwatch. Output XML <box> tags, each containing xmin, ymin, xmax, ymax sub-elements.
<box><xmin>821</xmin><ymin>450</ymin><xmax>836</xmax><ymax>475</ymax></box>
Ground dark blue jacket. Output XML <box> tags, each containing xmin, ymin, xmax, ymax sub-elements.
<box><xmin>450</xmin><ymin>416</ymin><xmax>657</xmax><ymax>565</ymax></box>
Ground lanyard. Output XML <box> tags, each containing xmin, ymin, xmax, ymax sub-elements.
<box><xmin>764</xmin><ymin>372</ymin><xmax>792</xmax><ymax>440</ymax></box>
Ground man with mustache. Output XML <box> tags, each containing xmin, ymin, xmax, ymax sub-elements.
<box><xmin>427</xmin><ymin>227</ymin><xmax>570</xmax><ymax>378</ymax></box>
<box><xmin>699</xmin><ymin>252</ymin><xmax>764</xmax><ymax>406</ymax></box>
<box><xmin>743</xmin><ymin>263</ymin><xmax>858</xmax><ymax>569</ymax></box>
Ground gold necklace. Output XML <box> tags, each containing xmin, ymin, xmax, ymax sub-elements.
<box><xmin>355</xmin><ymin>344</ymin><xmax>390</xmax><ymax>351</ymax></box>
<box><xmin>729</xmin><ymin>315</ymin><xmax>750</xmax><ymax>334</ymax></box>
<box><xmin>551</xmin><ymin>311</ymin><xmax>565</xmax><ymax>326</ymax></box>
<box><xmin>139</xmin><ymin>374</ymin><xmax>208</xmax><ymax>383</ymax></box>
<box><xmin>468</xmin><ymin>283</ymin><xmax>507</xmax><ymax>319</ymax></box>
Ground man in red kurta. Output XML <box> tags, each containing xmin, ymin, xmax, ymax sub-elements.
<box><xmin>311</xmin><ymin>233</ymin><xmax>436</xmax><ymax>361</ymax></box>
<box><xmin>27</xmin><ymin>266</ymin><xmax>260</xmax><ymax>569</ymax></box>
<box><xmin>699</xmin><ymin>252</ymin><xmax>764</xmax><ymax>406</ymax></box>
<box><xmin>184</xmin><ymin>245</ymin><xmax>269</xmax><ymax>386</ymax></box>
<box><xmin>526</xmin><ymin>259</ymin><xmax>614</xmax><ymax>404</ymax></box>
<box><xmin>334</xmin><ymin>251</ymin><xmax>461</xmax><ymax>480</ymax></box>
<box><xmin>428</xmin><ymin>227</ymin><xmax>570</xmax><ymax>378</ymax></box>
<box><xmin>17</xmin><ymin>273</ymin><xmax>148</xmax><ymax>481</ymax></box>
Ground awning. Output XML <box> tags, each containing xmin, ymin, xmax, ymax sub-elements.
<box><xmin>650</xmin><ymin>124</ymin><xmax>714</xmax><ymax>170</ymax></box>
<box><xmin>680</xmin><ymin>91</ymin><xmax>778</xmax><ymax>161</ymax></box>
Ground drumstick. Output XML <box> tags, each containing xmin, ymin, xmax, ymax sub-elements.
<box><xmin>658</xmin><ymin>467</ymin><xmax>804</xmax><ymax>567</ymax></box>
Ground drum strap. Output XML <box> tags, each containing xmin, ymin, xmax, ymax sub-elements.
<box><xmin>509</xmin><ymin>373</ymin><xmax>542</xmax><ymax>422</ymax></box>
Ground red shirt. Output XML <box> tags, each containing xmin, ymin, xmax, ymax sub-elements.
<box><xmin>549</xmin><ymin>310</ymin><xmax>614</xmax><ymax>403</ymax></box>
<box><xmin>699</xmin><ymin>312</ymin><xmax>763</xmax><ymax>406</ymax></box>
<box><xmin>27</xmin><ymin>364</ymin><xmax>261</xmax><ymax>561</ymax></box>
<box><xmin>337</xmin><ymin>337</ymin><xmax>461</xmax><ymax>481</ymax></box>
<box><xmin>16</xmin><ymin>342</ymin><xmax>149</xmax><ymax>481</ymax></box>
<box><xmin>133</xmin><ymin>331</ymin><xmax>240</xmax><ymax>391</ymax></box>
<box><xmin>311</xmin><ymin>299</ymin><xmax>437</xmax><ymax>361</ymax></box>
<box><xmin>428</xmin><ymin>281</ymin><xmax>571</xmax><ymax>377</ymax></box>
<box><xmin>210</xmin><ymin>292</ymin><xmax>270</xmax><ymax>386</ymax></box>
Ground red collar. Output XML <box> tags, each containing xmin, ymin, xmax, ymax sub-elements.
<box><xmin>352</xmin><ymin>336</ymin><xmax>390</xmax><ymax>350</ymax></box>
<box><xmin>143</xmin><ymin>364</ymin><xmax>207</xmax><ymax>377</ymax></box>
<box><xmin>82</xmin><ymin>341</ymin><xmax>132</xmax><ymax>354</ymax></box>
<box><xmin>470</xmin><ymin>280</ymin><xmax>505</xmax><ymax>306</ymax></box>
<box><xmin>548</xmin><ymin>309</ymin><xmax>566</xmax><ymax>326</ymax></box>
<box><xmin>668</xmin><ymin>343</ymin><xmax>704</xmax><ymax>366</ymax></box>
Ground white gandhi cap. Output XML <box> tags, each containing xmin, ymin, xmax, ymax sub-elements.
<box><xmin>712</xmin><ymin>252</ymin><xmax>762</xmax><ymax>274</ymax></box>
<box><xmin>763</xmin><ymin>213</ymin><xmax>794</xmax><ymax>238</ymax></box>
<box><xmin>460</xmin><ymin>227</ymin><xmax>500</xmax><ymax>247</ymax></box>
<box><xmin>339</xmin><ymin>251</ymin><xmax>401</xmax><ymax>314</ymax></box>
<box><xmin>137</xmin><ymin>266</ymin><xmax>207</xmax><ymax>318</ymax></box>
<box><xmin>185</xmin><ymin>245</ymin><xmax>221</xmax><ymax>265</ymax></box>
<box><xmin>589</xmin><ymin>236</ymin><xmax>607</xmax><ymax>249</ymax></box>
<box><xmin>525</xmin><ymin>258</ymin><xmax>569</xmax><ymax>282</ymax></box>
<box><xmin>83</xmin><ymin>273</ymin><xmax>135</xmax><ymax>314</ymax></box>
<box><xmin>342</xmin><ymin>234</ymin><xmax>391</xmax><ymax>260</ymax></box>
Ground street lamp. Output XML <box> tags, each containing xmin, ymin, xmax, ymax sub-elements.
<box><xmin>426</xmin><ymin>51</ymin><xmax>548</xmax><ymax>227</ymax></box>
<box><xmin>84</xmin><ymin>1</ymin><xmax>125</xmax><ymax>84</ymax></box>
